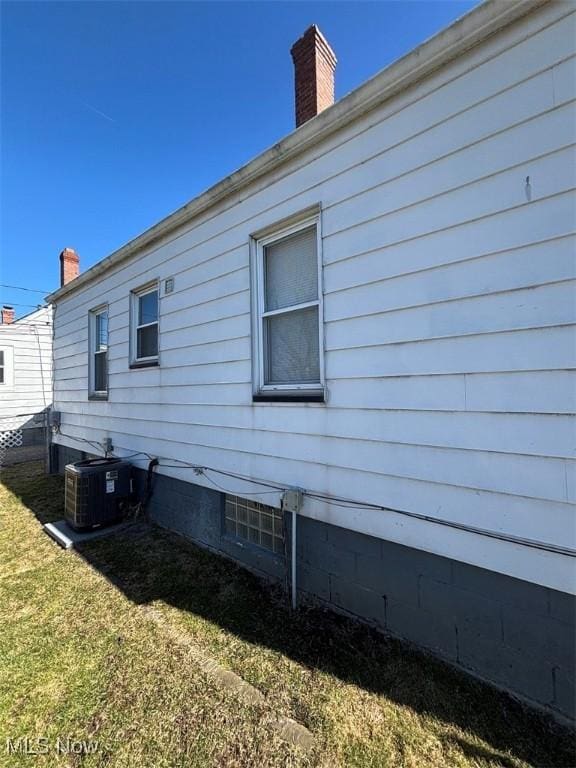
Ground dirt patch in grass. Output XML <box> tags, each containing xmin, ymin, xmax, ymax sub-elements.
<box><xmin>1</xmin><ymin>462</ymin><xmax>574</xmax><ymax>767</ymax></box>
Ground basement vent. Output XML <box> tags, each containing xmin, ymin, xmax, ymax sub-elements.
<box><xmin>224</xmin><ymin>495</ymin><xmax>284</xmax><ymax>555</ymax></box>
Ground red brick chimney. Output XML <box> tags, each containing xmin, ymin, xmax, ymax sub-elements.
<box><xmin>290</xmin><ymin>25</ymin><xmax>337</xmax><ymax>128</ymax></box>
<box><xmin>60</xmin><ymin>247</ymin><xmax>80</xmax><ymax>287</ymax></box>
<box><xmin>1</xmin><ymin>306</ymin><xmax>14</xmax><ymax>324</ymax></box>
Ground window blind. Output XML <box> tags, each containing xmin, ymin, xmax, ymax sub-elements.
<box><xmin>265</xmin><ymin>306</ymin><xmax>320</xmax><ymax>383</ymax></box>
<box><xmin>264</xmin><ymin>226</ymin><xmax>317</xmax><ymax>311</ymax></box>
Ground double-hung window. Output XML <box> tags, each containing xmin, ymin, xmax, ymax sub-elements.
<box><xmin>130</xmin><ymin>283</ymin><xmax>159</xmax><ymax>367</ymax></box>
<box><xmin>89</xmin><ymin>307</ymin><xmax>108</xmax><ymax>398</ymax></box>
<box><xmin>0</xmin><ymin>350</ymin><xmax>4</xmax><ymax>385</ymax></box>
<box><xmin>252</xmin><ymin>211</ymin><xmax>324</xmax><ymax>400</ymax></box>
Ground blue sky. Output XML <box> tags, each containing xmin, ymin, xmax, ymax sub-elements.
<box><xmin>1</xmin><ymin>0</ymin><xmax>476</xmax><ymax>316</ymax></box>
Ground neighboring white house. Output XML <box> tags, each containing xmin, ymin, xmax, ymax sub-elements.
<box><xmin>47</xmin><ymin>0</ymin><xmax>576</xmax><ymax>721</ymax></box>
<box><xmin>0</xmin><ymin>304</ymin><xmax>53</xmax><ymax>463</ymax></box>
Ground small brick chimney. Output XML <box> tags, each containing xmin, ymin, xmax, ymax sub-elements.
<box><xmin>60</xmin><ymin>247</ymin><xmax>80</xmax><ymax>287</ymax></box>
<box><xmin>290</xmin><ymin>25</ymin><xmax>337</xmax><ymax>128</ymax></box>
<box><xmin>1</xmin><ymin>306</ymin><xmax>15</xmax><ymax>324</ymax></box>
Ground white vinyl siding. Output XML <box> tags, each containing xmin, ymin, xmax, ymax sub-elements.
<box><xmin>51</xmin><ymin>4</ymin><xmax>576</xmax><ymax>594</ymax></box>
<box><xmin>0</xmin><ymin>306</ymin><xmax>52</xmax><ymax>428</ymax></box>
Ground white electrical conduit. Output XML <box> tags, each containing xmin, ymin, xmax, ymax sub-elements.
<box><xmin>292</xmin><ymin>508</ymin><xmax>297</xmax><ymax>610</ymax></box>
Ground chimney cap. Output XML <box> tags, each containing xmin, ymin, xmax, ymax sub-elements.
<box><xmin>60</xmin><ymin>247</ymin><xmax>79</xmax><ymax>258</ymax></box>
<box><xmin>291</xmin><ymin>24</ymin><xmax>337</xmax><ymax>68</ymax></box>
<box><xmin>1</xmin><ymin>305</ymin><xmax>15</xmax><ymax>324</ymax></box>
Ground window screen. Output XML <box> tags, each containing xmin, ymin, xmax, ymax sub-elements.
<box><xmin>96</xmin><ymin>312</ymin><xmax>108</xmax><ymax>350</ymax></box>
<box><xmin>139</xmin><ymin>291</ymin><xmax>158</xmax><ymax>326</ymax></box>
<box><xmin>137</xmin><ymin>324</ymin><xmax>158</xmax><ymax>359</ymax></box>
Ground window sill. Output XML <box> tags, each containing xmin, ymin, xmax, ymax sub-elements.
<box><xmin>129</xmin><ymin>360</ymin><xmax>159</xmax><ymax>370</ymax></box>
<box><xmin>253</xmin><ymin>392</ymin><xmax>325</xmax><ymax>403</ymax></box>
<box><xmin>88</xmin><ymin>393</ymin><xmax>108</xmax><ymax>401</ymax></box>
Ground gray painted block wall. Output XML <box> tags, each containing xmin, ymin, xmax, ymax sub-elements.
<box><xmin>20</xmin><ymin>426</ymin><xmax>45</xmax><ymax>447</ymax></box>
<box><xmin>55</xmin><ymin>446</ymin><xmax>575</xmax><ymax>722</ymax></box>
<box><xmin>53</xmin><ymin>444</ymin><xmax>91</xmax><ymax>472</ymax></box>
<box><xmin>297</xmin><ymin>516</ymin><xmax>575</xmax><ymax>722</ymax></box>
<box><xmin>139</xmin><ymin>469</ymin><xmax>286</xmax><ymax>582</ymax></box>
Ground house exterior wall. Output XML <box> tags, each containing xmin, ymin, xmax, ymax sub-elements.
<box><xmin>55</xmin><ymin>444</ymin><xmax>576</xmax><ymax>722</ymax></box>
<box><xmin>53</xmin><ymin>2</ymin><xmax>575</xmax><ymax>593</ymax></box>
<box><xmin>51</xmin><ymin>1</ymin><xmax>575</xmax><ymax>716</ymax></box>
<box><xmin>0</xmin><ymin>306</ymin><xmax>53</xmax><ymax>442</ymax></box>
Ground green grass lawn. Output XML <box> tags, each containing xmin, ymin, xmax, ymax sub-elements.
<box><xmin>0</xmin><ymin>462</ymin><xmax>574</xmax><ymax>767</ymax></box>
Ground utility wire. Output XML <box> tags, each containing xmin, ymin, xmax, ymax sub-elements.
<box><xmin>52</xmin><ymin>432</ymin><xmax>576</xmax><ymax>557</ymax></box>
<box><xmin>0</xmin><ymin>323</ymin><xmax>52</xmax><ymax>328</ymax></box>
<box><xmin>0</xmin><ymin>283</ymin><xmax>51</xmax><ymax>293</ymax></box>
<box><xmin>55</xmin><ymin>430</ymin><xmax>108</xmax><ymax>454</ymax></box>
<box><xmin>201</xmin><ymin>471</ymin><xmax>281</xmax><ymax>497</ymax></box>
<box><xmin>56</xmin><ymin>434</ymin><xmax>287</xmax><ymax>496</ymax></box>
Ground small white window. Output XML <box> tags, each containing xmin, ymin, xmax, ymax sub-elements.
<box><xmin>0</xmin><ymin>347</ymin><xmax>14</xmax><ymax>387</ymax></box>
<box><xmin>130</xmin><ymin>283</ymin><xmax>159</xmax><ymax>366</ymax></box>
<box><xmin>89</xmin><ymin>307</ymin><xmax>108</xmax><ymax>397</ymax></box>
<box><xmin>251</xmin><ymin>213</ymin><xmax>324</xmax><ymax>399</ymax></box>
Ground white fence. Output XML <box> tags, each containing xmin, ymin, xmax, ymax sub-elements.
<box><xmin>0</xmin><ymin>412</ymin><xmax>48</xmax><ymax>469</ymax></box>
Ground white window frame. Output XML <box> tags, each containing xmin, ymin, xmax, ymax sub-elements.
<box><xmin>250</xmin><ymin>210</ymin><xmax>324</xmax><ymax>399</ymax></box>
<box><xmin>0</xmin><ymin>346</ymin><xmax>14</xmax><ymax>388</ymax></box>
<box><xmin>88</xmin><ymin>305</ymin><xmax>109</xmax><ymax>398</ymax></box>
<box><xmin>130</xmin><ymin>282</ymin><xmax>160</xmax><ymax>367</ymax></box>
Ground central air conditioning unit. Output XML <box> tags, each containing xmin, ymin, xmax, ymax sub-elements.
<box><xmin>64</xmin><ymin>457</ymin><xmax>132</xmax><ymax>531</ymax></box>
